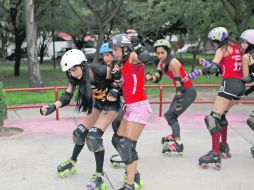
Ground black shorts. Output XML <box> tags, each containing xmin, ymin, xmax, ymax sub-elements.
<box><xmin>218</xmin><ymin>78</ymin><xmax>245</xmax><ymax>100</ymax></box>
<box><xmin>93</xmin><ymin>99</ymin><xmax>121</xmax><ymax>112</ymax></box>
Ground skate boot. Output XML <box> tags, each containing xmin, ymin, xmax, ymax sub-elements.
<box><xmin>251</xmin><ymin>146</ymin><xmax>254</xmax><ymax>158</ymax></box>
<box><xmin>247</xmin><ymin>111</ymin><xmax>254</xmax><ymax>131</ymax></box>
<box><xmin>220</xmin><ymin>142</ymin><xmax>232</xmax><ymax>158</ymax></box>
<box><xmin>162</xmin><ymin>141</ymin><xmax>184</xmax><ymax>157</ymax></box>
<box><xmin>161</xmin><ymin>134</ymin><xmax>175</xmax><ymax>146</ymax></box>
<box><xmin>86</xmin><ymin>172</ymin><xmax>107</xmax><ymax>190</ymax></box>
<box><xmin>124</xmin><ymin>171</ymin><xmax>144</xmax><ymax>189</ymax></box>
<box><xmin>57</xmin><ymin>158</ymin><xmax>77</xmax><ymax>177</ymax></box>
<box><xmin>198</xmin><ymin>150</ymin><xmax>221</xmax><ymax>170</ymax></box>
<box><xmin>118</xmin><ymin>183</ymin><xmax>135</xmax><ymax>190</ymax></box>
<box><xmin>110</xmin><ymin>154</ymin><xmax>125</xmax><ymax>168</ymax></box>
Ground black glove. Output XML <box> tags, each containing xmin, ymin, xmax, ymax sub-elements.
<box><xmin>40</xmin><ymin>104</ymin><xmax>56</xmax><ymax>116</ymax></box>
<box><xmin>175</xmin><ymin>95</ymin><xmax>184</xmax><ymax>111</ymax></box>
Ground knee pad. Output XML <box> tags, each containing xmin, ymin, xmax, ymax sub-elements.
<box><xmin>85</xmin><ymin>128</ymin><xmax>104</xmax><ymax>152</ymax></box>
<box><xmin>117</xmin><ymin>137</ymin><xmax>138</xmax><ymax>165</ymax></box>
<box><xmin>247</xmin><ymin>111</ymin><xmax>254</xmax><ymax>131</ymax></box>
<box><xmin>164</xmin><ymin>111</ymin><xmax>178</xmax><ymax>126</ymax></box>
<box><xmin>112</xmin><ymin>119</ymin><xmax>121</xmax><ymax>133</ymax></box>
<box><xmin>112</xmin><ymin>133</ymin><xmax>122</xmax><ymax>150</ymax></box>
<box><xmin>73</xmin><ymin>124</ymin><xmax>89</xmax><ymax>145</ymax></box>
<box><xmin>204</xmin><ymin>112</ymin><xmax>222</xmax><ymax>135</ymax></box>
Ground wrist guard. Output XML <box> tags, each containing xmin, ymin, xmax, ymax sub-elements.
<box><xmin>40</xmin><ymin>104</ymin><xmax>56</xmax><ymax>116</ymax></box>
<box><xmin>59</xmin><ymin>91</ymin><xmax>73</xmax><ymax>107</ymax></box>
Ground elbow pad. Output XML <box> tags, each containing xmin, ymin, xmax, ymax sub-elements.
<box><xmin>202</xmin><ymin>62</ymin><xmax>219</xmax><ymax>75</ymax></box>
<box><xmin>59</xmin><ymin>91</ymin><xmax>73</xmax><ymax>107</ymax></box>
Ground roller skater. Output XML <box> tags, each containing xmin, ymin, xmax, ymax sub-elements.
<box><xmin>251</xmin><ymin>147</ymin><xmax>254</xmax><ymax>158</ymax></box>
<box><xmin>199</xmin><ymin>151</ymin><xmax>221</xmax><ymax>169</ymax></box>
<box><xmin>247</xmin><ymin>111</ymin><xmax>254</xmax><ymax>158</ymax></box>
<box><xmin>87</xmin><ymin>172</ymin><xmax>107</xmax><ymax>190</ymax></box>
<box><xmin>57</xmin><ymin>158</ymin><xmax>77</xmax><ymax>177</ymax></box>
<box><xmin>147</xmin><ymin>39</ymin><xmax>196</xmax><ymax>156</ymax></box>
<box><xmin>109</xmin><ymin>34</ymin><xmax>152</xmax><ymax>190</ymax></box>
<box><xmin>197</xmin><ymin>27</ymin><xmax>244</xmax><ymax>169</ymax></box>
<box><xmin>162</xmin><ymin>141</ymin><xmax>184</xmax><ymax>157</ymax></box>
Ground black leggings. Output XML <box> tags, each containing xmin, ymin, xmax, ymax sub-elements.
<box><xmin>164</xmin><ymin>86</ymin><xmax>197</xmax><ymax>138</ymax></box>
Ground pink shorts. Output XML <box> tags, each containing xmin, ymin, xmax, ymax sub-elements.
<box><xmin>123</xmin><ymin>100</ymin><xmax>152</xmax><ymax>125</ymax></box>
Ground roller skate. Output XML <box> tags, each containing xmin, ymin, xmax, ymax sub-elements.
<box><xmin>86</xmin><ymin>172</ymin><xmax>107</xmax><ymax>190</ymax></box>
<box><xmin>118</xmin><ymin>183</ymin><xmax>135</xmax><ymax>190</ymax></box>
<box><xmin>251</xmin><ymin>146</ymin><xmax>254</xmax><ymax>158</ymax></box>
<box><xmin>161</xmin><ymin>134</ymin><xmax>175</xmax><ymax>146</ymax></box>
<box><xmin>162</xmin><ymin>141</ymin><xmax>184</xmax><ymax>157</ymax></box>
<box><xmin>110</xmin><ymin>154</ymin><xmax>125</xmax><ymax>168</ymax></box>
<box><xmin>124</xmin><ymin>171</ymin><xmax>144</xmax><ymax>189</ymax></box>
<box><xmin>57</xmin><ymin>158</ymin><xmax>77</xmax><ymax>177</ymax></box>
<box><xmin>198</xmin><ymin>150</ymin><xmax>221</xmax><ymax>170</ymax></box>
<box><xmin>220</xmin><ymin>142</ymin><xmax>231</xmax><ymax>158</ymax></box>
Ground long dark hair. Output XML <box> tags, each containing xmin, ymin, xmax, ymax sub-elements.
<box><xmin>246</xmin><ymin>42</ymin><xmax>254</xmax><ymax>55</ymax></box>
<box><xmin>67</xmin><ymin>62</ymin><xmax>93</xmax><ymax>114</ymax></box>
<box><xmin>155</xmin><ymin>46</ymin><xmax>172</xmax><ymax>73</ymax></box>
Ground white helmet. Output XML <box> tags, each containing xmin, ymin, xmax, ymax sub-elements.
<box><xmin>60</xmin><ymin>49</ymin><xmax>87</xmax><ymax>72</ymax></box>
<box><xmin>208</xmin><ymin>27</ymin><xmax>229</xmax><ymax>42</ymax></box>
<box><xmin>240</xmin><ymin>29</ymin><xmax>254</xmax><ymax>45</ymax></box>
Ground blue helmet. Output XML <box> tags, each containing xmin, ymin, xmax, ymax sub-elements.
<box><xmin>99</xmin><ymin>42</ymin><xmax>113</xmax><ymax>54</ymax></box>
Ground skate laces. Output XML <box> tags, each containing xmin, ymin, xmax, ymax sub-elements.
<box><xmin>167</xmin><ymin>142</ymin><xmax>177</xmax><ymax>151</ymax></box>
<box><xmin>61</xmin><ymin>159</ymin><xmax>74</xmax><ymax>166</ymax></box>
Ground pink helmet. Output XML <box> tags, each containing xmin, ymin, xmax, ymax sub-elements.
<box><xmin>240</xmin><ymin>29</ymin><xmax>254</xmax><ymax>45</ymax></box>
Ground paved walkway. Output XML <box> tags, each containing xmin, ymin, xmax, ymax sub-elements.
<box><xmin>1</xmin><ymin>103</ymin><xmax>254</xmax><ymax>190</ymax></box>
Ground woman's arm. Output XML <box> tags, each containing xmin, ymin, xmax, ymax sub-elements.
<box><xmin>242</xmin><ymin>54</ymin><xmax>250</xmax><ymax>78</ymax></box>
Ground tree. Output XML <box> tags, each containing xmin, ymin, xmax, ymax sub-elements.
<box><xmin>219</xmin><ymin>0</ymin><xmax>254</xmax><ymax>33</ymax></box>
<box><xmin>83</xmin><ymin>0</ymin><xmax>123</xmax><ymax>63</ymax></box>
<box><xmin>0</xmin><ymin>82</ymin><xmax>8</xmax><ymax>134</ymax></box>
<box><xmin>24</xmin><ymin>0</ymin><xmax>43</xmax><ymax>87</ymax></box>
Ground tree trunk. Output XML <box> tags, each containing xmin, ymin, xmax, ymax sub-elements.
<box><xmin>0</xmin><ymin>120</ymin><xmax>4</xmax><ymax>134</ymax></box>
<box><xmin>24</xmin><ymin>0</ymin><xmax>43</xmax><ymax>88</ymax></box>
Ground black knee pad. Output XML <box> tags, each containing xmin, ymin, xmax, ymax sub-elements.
<box><xmin>112</xmin><ymin>119</ymin><xmax>121</xmax><ymax>133</ymax></box>
<box><xmin>73</xmin><ymin>124</ymin><xmax>89</xmax><ymax>145</ymax></box>
<box><xmin>220</xmin><ymin>114</ymin><xmax>228</xmax><ymax>128</ymax></box>
<box><xmin>85</xmin><ymin>128</ymin><xmax>104</xmax><ymax>152</ymax></box>
<box><xmin>164</xmin><ymin>111</ymin><xmax>178</xmax><ymax>126</ymax></box>
<box><xmin>112</xmin><ymin>133</ymin><xmax>122</xmax><ymax>150</ymax></box>
<box><xmin>117</xmin><ymin>137</ymin><xmax>138</xmax><ymax>165</ymax></box>
<box><xmin>204</xmin><ymin>111</ymin><xmax>222</xmax><ymax>135</ymax></box>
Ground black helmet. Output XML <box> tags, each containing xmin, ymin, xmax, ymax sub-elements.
<box><xmin>109</xmin><ymin>34</ymin><xmax>133</xmax><ymax>50</ymax></box>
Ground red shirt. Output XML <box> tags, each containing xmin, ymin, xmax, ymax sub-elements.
<box><xmin>164</xmin><ymin>62</ymin><xmax>193</xmax><ymax>89</ymax></box>
<box><xmin>121</xmin><ymin>58</ymin><xmax>147</xmax><ymax>104</ymax></box>
<box><xmin>219</xmin><ymin>43</ymin><xmax>243</xmax><ymax>80</ymax></box>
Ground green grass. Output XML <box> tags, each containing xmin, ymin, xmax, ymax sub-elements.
<box><xmin>0</xmin><ymin>56</ymin><xmax>220</xmax><ymax>106</ymax></box>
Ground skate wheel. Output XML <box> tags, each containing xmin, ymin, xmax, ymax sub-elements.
<box><xmin>58</xmin><ymin>171</ymin><xmax>68</xmax><ymax>177</ymax></box>
<box><xmin>164</xmin><ymin>151</ymin><xmax>171</xmax><ymax>157</ymax></box>
<box><xmin>177</xmin><ymin>152</ymin><xmax>184</xmax><ymax>157</ymax></box>
<box><xmin>112</xmin><ymin>162</ymin><xmax>120</xmax><ymax>169</ymax></box>
<box><xmin>163</xmin><ymin>141</ymin><xmax>169</xmax><ymax>146</ymax></box>
<box><xmin>100</xmin><ymin>183</ymin><xmax>108</xmax><ymax>190</ymax></box>
<box><xmin>70</xmin><ymin>167</ymin><xmax>77</xmax><ymax>174</ymax></box>
<box><xmin>200</xmin><ymin>163</ymin><xmax>208</xmax><ymax>169</ymax></box>
<box><xmin>138</xmin><ymin>179</ymin><xmax>144</xmax><ymax>188</ymax></box>
<box><xmin>215</xmin><ymin>163</ymin><xmax>221</xmax><ymax>170</ymax></box>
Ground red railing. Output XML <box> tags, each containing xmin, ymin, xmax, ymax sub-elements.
<box><xmin>5</xmin><ymin>84</ymin><xmax>254</xmax><ymax>120</ymax></box>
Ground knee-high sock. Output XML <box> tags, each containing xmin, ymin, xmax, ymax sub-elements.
<box><xmin>71</xmin><ymin>144</ymin><xmax>84</xmax><ymax>161</ymax></box>
<box><xmin>94</xmin><ymin>150</ymin><xmax>105</xmax><ymax>173</ymax></box>
<box><xmin>221</xmin><ymin>126</ymin><xmax>228</xmax><ymax>145</ymax></box>
<box><xmin>212</xmin><ymin>132</ymin><xmax>220</xmax><ymax>154</ymax></box>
